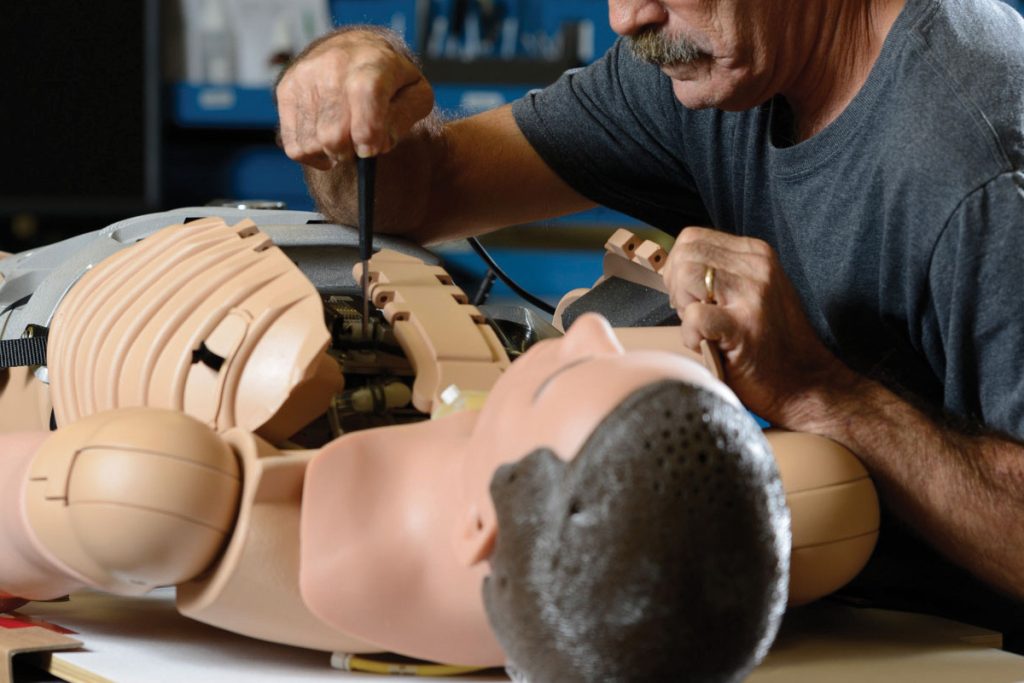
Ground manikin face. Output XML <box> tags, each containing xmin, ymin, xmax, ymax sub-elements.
<box><xmin>609</xmin><ymin>0</ymin><xmax>787</xmax><ymax>111</ymax></box>
<box><xmin>460</xmin><ymin>313</ymin><xmax>740</xmax><ymax>546</ymax></box>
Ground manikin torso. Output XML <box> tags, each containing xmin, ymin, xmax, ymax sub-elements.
<box><xmin>0</xmin><ymin>216</ymin><xmax>879</xmax><ymax>670</ymax></box>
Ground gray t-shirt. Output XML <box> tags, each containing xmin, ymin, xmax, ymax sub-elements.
<box><xmin>512</xmin><ymin>0</ymin><xmax>1024</xmax><ymax>439</ymax></box>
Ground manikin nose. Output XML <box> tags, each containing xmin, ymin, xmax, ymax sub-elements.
<box><xmin>608</xmin><ymin>0</ymin><xmax>670</xmax><ymax>36</ymax></box>
<box><xmin>559</xmin><ymin>313</ymin><xmax>623</xmax><ymax>359</ymax></box>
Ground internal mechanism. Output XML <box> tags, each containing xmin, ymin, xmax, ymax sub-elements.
<box><xmin>287</xmin><ymin>294</ymin><xmax>561</xmax><ymax>448</ymax></box>
<box><xmin>321</xmin><ymin>294</ymin><xmax>420</xmax><ymax>436</ymax></box>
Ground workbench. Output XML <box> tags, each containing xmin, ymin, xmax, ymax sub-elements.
<box><xmin>6</xmin><ymin>589</ymin><xmax>1024</xmax><ymax>682</ymax></box>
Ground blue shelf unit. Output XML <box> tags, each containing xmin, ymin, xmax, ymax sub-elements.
<box><xmin>170</xmin><ymin>84</ymin><xmax>277</xmax><ymax>128</ymax></box>
<box><xmin>166</xmin><ymin>0</ymin><xmax>630</xmax><ymax>226</ymax></box>
<box><xmin>169</xmin><ymin>81</ymin><xmax>538</xmax><ymax>129</ymax></box>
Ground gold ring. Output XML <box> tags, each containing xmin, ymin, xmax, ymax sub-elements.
<box><xmin>704</xmin><ymin>265</ymin><xmax>716</xmax><ymax>304</ymax></box>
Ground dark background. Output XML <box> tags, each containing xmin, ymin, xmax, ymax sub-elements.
<box><xmin>0</xmin><ymin>1</ymin><xmax>163</xmax><ymax>250</ymax></box>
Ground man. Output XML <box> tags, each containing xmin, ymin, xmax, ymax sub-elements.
<box><xmin>276</xmin><ymin>0</ymin><xmax>1024</xmax><ymax>642</ymax></box>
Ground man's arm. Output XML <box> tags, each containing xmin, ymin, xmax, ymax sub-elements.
<box><xmin>662</xmin><ymin>227</ymin><xmax>1024</xmax><ymax>599</ymax></box>
<box><xmin>303</xmin><ymin>105</ymin><xmax>594</xmax><ymax>244</ymax></box>
<box><xmin>816</xmin><ymin>374</ymin><xmax>1024</xmax><ymax>599</ymax></box>
<box><xmin>276</xmin><ymin>28</ymin><xmax>593</xmax><ymax>244</ymax></box>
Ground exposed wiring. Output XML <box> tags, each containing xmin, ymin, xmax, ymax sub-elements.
<box><xmin>466</xmin><ymin>236</ymin><xmax>556</xmax><ymax>314</ymax></box>
<box><xmin>332</xmin><ymin>652</ymin><xmax>489</xmax><ymax>677</ymax></box>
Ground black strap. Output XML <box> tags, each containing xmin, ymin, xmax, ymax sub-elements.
<box><xmin>0</xmin><ymin>334</ymin><xmax>48</xmax><ymax>368</ymax></box>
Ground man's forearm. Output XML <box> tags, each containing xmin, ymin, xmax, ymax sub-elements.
<box><xmin>305</xmin><ymin>103</ymin><xmax>596</xmax><ymax>244</ymax></box>
<box><xmin>805</xmin><ymin>374</ymin><xmax>1024</xmax><ymax>598</ymax></box>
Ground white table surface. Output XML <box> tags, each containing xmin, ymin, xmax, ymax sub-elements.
<box><xmin>13</xmin><ymin>589</ymin><xmax>1024</xmax><ymax>683</ymax></box>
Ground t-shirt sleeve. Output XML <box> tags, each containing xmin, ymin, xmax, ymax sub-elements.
<box><xmin>926</xmin><ymin>171</ymin><xmax>1024</xmax><ymax>438</ymax></box>
<box><xmin>511</xmin><ymin>39</ymin><xmax>711</xmax><ymax>233</ymax></box>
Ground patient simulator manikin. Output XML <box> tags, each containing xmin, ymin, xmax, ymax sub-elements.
<box><xmin>0</xmin><ymin>216</ymin><xmax>880</xmax><ymax>682</ymax></box>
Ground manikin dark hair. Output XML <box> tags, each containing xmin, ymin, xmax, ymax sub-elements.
<box><xmin>484</xmin><ymin>380</ymin><xmax>790</xmax><ymax>683</ymax></box>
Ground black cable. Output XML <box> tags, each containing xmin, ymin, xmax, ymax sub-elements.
<box><xmin>466</xmin><ymin>237</ymin><xmax>556</xmax><ymax>314</ymax></box>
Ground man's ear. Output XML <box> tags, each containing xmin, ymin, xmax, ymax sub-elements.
<box><xmin>454</xmin><ymin>501</ymin><xmax>497</xmax><ymax>566</ymax></box>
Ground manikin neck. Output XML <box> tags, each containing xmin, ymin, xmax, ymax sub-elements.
<box><xmin>300</xmin><ymin>409</ymin><xmax>505</xmax><ymax>666</ymax></box>
<box><xmin>780</xmin><ymin>0</ymin><xmax>906</xmax><ymax>141</ymax></box>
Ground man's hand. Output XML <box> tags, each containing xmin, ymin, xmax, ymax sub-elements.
<box><xmin>662</xmin><ymin>227</ymin><xmax>857</xmax><ymax>430</ymax></box>
<box><xmin>663</xmin><ymin>229</ymin><xmax>1024</xmax><ymax>600</ymax></box>
<box><xmin>275</xmin><ymin>27</ymin><xmax>435</xmax><ymax>169</ymax></box>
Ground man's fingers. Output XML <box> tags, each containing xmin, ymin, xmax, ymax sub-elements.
<box><xmin>669</xmin><ymin>259</ymin><xmax>750</xmax><ymax>307</ymax></box>
<box><xmin>679</xmin><ymin>301</ymin><xmax>738</xmax><ymax>351</ymax></box>
<box><xmin>315</xmin><ymin>97</ymin><xmax>353</xmax><ymax>162</ymax></box>
<box><xmin>669</xmin><ymin>226</ymin><xmax>774</xmax><ymax>288</ymax></box>
<box><xmin>275</xmin><ymin>30</ymin><xmax>437</xmax><ymax>168</ymax></box>
<box><xmin>293</xmin><ymin>80</ymin><xmax>329</xmax><ymax>164</ymax></box>
<box><xmin>348</xmin><ymin>63</ymin><xmax>399</xmax><ymax>157</ymax></box>
<box><xmin>676</xmin><ymin>226</ymin><xmax>772</xmax><ymax>256</ymax></box>
<box><xmin>276</xmin><ymin>81</ymin><xmax>303</xmax><ymax>161</ymax></box>
<box><xmin>672</xmin><ymin>240</ymin><xmax>770</xmax><ymax>285</ymax></box>
<box><xmin>666</xmin><ymin>257</ymin><xmax>765</xmax><ymax>311</ymax></box>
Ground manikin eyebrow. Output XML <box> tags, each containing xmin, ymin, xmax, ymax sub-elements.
<box><xmin>532</xmin><ymin>357</ymin><xmax>594</xmax><ymax>403</ymax></box>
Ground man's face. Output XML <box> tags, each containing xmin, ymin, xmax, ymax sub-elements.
<box><xmin>611</xmin><ymin>0</ymin><xmax>782</xmax><ymax>111</ymax></box>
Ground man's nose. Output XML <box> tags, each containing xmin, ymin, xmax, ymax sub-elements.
<box><xmin>608</xmin><ymin>0</ymin><xmax>669</xmax><ymax>36</ymax></box>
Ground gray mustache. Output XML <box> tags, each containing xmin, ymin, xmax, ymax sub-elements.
<box><xmin>628</xmin><ymin>28</ymin><xmax>706</xmax><ymax>66</ymax></box>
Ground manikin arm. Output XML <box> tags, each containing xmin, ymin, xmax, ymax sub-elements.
<box><xmin>0</xmin><ymin>407</ymin><xmax>379</xmax><ymax>654</ymax></box>
<box><xmin>0</xmin><ymin>431</ymin><xmax>84</xmax><ymax>601</ymax></box>
<box><xmin>0</xmin><ymin>410</ymin><xmax>240</xmax><ymax>603</ymax></box>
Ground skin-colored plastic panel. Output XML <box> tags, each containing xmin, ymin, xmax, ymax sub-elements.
<box><xmin>0</xmin><ymin>431</ymin><xmax>82</xmax><ymax>601</ymax></box>
<box><xmin>600</xmin><ymin>243</ymin><xmax>671</xmax><ymax>293</ymax></box>
<box><xmin>24</xmin><ymin>409</ymin><xmax>240</xmax><ymax>596</ymax></box>
<box><xmin>788</xmin><ymin>533</ymin><xmax>881</xmax><ymax>606</ymax></box>
<box><xmin>354</xmin><ymin>249</ymin><xmax>509</xmax><ymax>413</ymax></box>
<box><xmin>47</xmin><ymin>219</ymin><xmax>342</xmax><ymax>442</ymax></box>
<box><xmin>767</xmin><ymin>430</ymin><xmax>880</xmax><ymax>605</ymax></box>
<box><xmin>177</xmin><ymin>428</ymin><xmax>378</xmax><ymax>654</ymax></box>
<box><xmin>0</xmin><ymin>368</ymin><xmax>52</xmax><ymax>433</ymax></box>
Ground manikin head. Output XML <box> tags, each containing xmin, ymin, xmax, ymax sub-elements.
<box><xmin>484</xmin><ymin>381</ymin><xmax>787</xmax><ymax>682</ymax></box>
<box><xmin>469</xmin><ymin>315</ymin><xmax>793</xmax><ymax>679</ymax></box>
<box><xmin>303</xmin><ymin>314</ymin><xmax>789</xmax><ymax>680</ymax></box>
<box><xmin>473</xmin><ymin>316</ymin><xmax>790</xmax><ymax>682</ymax></box>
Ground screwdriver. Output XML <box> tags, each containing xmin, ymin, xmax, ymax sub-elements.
<box><xmin>357</xmin><ymin>155</ymin><xmax>377</xmax><ymax>336</ymax></box>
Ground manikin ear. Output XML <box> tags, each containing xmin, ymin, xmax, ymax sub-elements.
<box><xmin>454</xmin><ymin>500</ymin><xmax>497</xmax><ymax>566</ymax></box>
<box><xmin>561</xmin><ymin>313</ymin><xmax>624</xmax><ymax>359</ymax></box>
